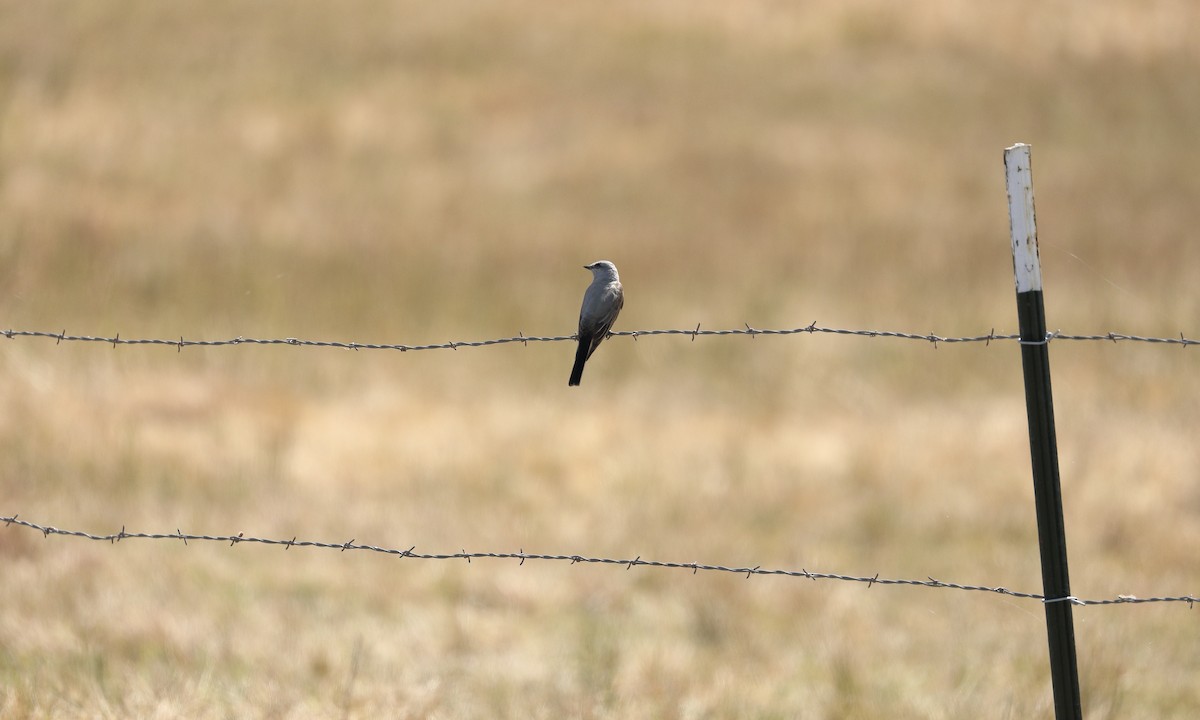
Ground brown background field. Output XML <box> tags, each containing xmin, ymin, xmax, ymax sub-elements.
<box><xmin>2</xmin><ymin>1</ymin><xmax>1199</xmax><ymax>717</ymax></box>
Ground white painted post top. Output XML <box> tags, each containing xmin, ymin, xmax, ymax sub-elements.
<box><xmin>1005</xmin><ymin>143</ymin><xmax>1042</xmax><ymax>293</ymax></box>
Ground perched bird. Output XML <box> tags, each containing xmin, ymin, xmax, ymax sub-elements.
<box><xmin>569</xmin><ymin>260</ymin><xmax>624</xmax><ymax>386</ymax></box>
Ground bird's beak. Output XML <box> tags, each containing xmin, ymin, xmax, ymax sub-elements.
<box><xmin>582</xmin><ymin>264</ymin><xmax>590</xmax><ymax>269</ymax></box>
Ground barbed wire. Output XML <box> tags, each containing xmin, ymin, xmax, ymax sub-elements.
<box><xmin>3</xmin><ymin>515</ymin><xmax>1193</xmax><ymax>608</ymax></box>
<box><xmin>2</xmin><ymin>324</ymin><xmax>1198</xmax><ymax>353</ymax></box>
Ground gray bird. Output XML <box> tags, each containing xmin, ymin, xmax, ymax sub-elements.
<box><xmin>569</xmin><ymin>261</ymin><xmax>624</xmax><ymax>386</ymax></box>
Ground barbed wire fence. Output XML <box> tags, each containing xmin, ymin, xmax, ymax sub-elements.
<box><xmin>3</xmin><ymin>323</ymin><xmax>1199</xmax><ymax>351</ymax></box>
<box><xmin>3</xmin><ymin>322</ymin><xmax>1197</xmax><ymax>612</ymax></box>
<box><xmin>8</xmin><ymin>152</ymin><xmax>1192</xmax><ymax>717</ymax></box>
<box><xmin>2</xmin><ymin>515</ymin><xmax>1195</xmax><ymax>608</ymax></box>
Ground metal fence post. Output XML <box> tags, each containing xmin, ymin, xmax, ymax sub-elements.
<box><xmin>1004</xmin><ymin>142</ymin><xmax>1083</xmax><ymax>720</ymax></box>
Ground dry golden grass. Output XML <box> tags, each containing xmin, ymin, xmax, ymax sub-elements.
<box><xmin>2</xmin><ymin>1</ymin><xmax>1199</xmax><ymax>717</ymax></box>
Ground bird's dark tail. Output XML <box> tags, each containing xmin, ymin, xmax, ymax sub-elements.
<box><xmin>568</xmin><ymin>337</ymin><xmax>589</xmax><ymax>386</ymax></box>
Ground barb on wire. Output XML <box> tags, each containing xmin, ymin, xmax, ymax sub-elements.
<box><xmin>1</xmin><ymin>325</ymin><xmax>1198</xmax><ymax>352</ymax></box>
<box><xmin>2</xmin><ymin>515</ymin><xmax>1193</xmax><ymax>608</ymax></box>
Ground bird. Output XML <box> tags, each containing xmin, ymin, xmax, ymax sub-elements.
<box><xmin>569</xmin><ymin>260</ymin><xmax>624</xmax><ymax>386</ymax></box>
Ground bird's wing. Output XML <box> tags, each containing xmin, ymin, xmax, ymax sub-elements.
<box><xmin>582</xmin><ymin>284</ymin><xmax>623</xmax><ymax>360</ymax></box>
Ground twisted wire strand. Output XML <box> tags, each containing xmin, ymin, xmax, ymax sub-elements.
<box><xmin>3</xmin><ymin>515</ymin><xmax>1193</xmax><ymax>608</ymax></box>
<box><xmin>2</xmin><ymin>325</ymin><xmax>1198</xmax><ymax>352</ymax></box>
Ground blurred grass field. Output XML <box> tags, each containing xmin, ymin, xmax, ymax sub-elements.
<box><xmin>2</xmin><ymin>1</ymin><xmax>1199</xmax><ymax>717</ymax></box>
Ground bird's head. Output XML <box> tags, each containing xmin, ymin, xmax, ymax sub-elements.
<box><xmin>584</xmin><ymin>260</ymin><xmax>620</xmax><ymax>282</ymax></box>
